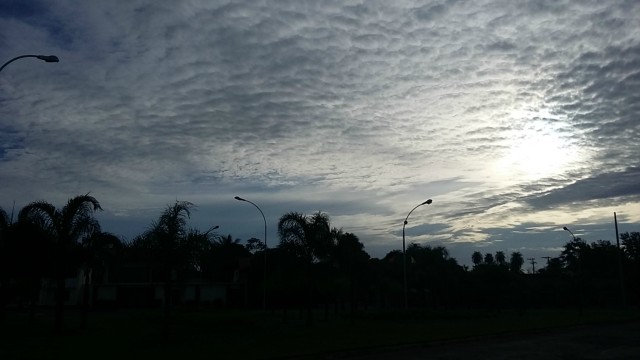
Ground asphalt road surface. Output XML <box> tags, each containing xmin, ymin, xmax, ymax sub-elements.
<box><xmin>299</xmin><ymin>321</ymin><xmax>640</xmax><ymax>360</ymax></box>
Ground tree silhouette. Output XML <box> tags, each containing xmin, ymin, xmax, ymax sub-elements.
<box><xmin>471</xmin><ymin>251</ymin><xmax>483</xmax><ymax>267</ymax></box>
<box><xmin>407</xmin><ymin>243</ymin><xmax>463</xmax><ymax>308</ymax></box>
<box><xmin>332</xmin><ymin>231</ymin><xmax>369</xmax><ymax>321</ymax></box>
<box><xmin>0</xmin><ymin>207</ymin><xmax>10</xmax><ymax>323</ymax></box>
<box><xmin>79</xmin><ymin>231</ymin><xmax>122</xmax><ymax>329</ymax></box>
<box><xmin>509</xmin><ymin>252</ymin><xmax>524</xmax><ymax>274</ymax></box>
<box><xmin>621</xmin><ymin>232</ymin><xmax>640</xmax><ymax>262</ymax></box>
<box><xmin>17</xmin><ymin>194</ymin><xmax>101</xmax><ymax>334</ymax></box>
<box><xmin>277</xmin><ymin>211</ymin><xmax>333</xmax><ymax>325</ymax></box>
<box><xmin>209</xmin><ymin>233</ymin><xmax>250</xmax><ymax>283</ymax></box>
<box><xmin>137</xmin><ymin>201</ymin><xmax>195</xmax><ymax>340</ymax></box>
<box><xmin>245</xmin><ymin>237</ymin><xmax>265</xmax><ymax>253</ymax></box>
<box><xmin>484</xmin><ymin>253</ymin><xmax>495</xmax><ymax>265</ymax></box>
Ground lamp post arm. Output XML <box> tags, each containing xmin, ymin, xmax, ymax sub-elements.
<box><xmin>244</xmin><ymin>199</ymin><xmax>266</xmax><ymax>249</ymax></box>
<box><xmin>404</xmin><ymin>203</ymin><xmax>424</xmax><ymax>226</ymax></box>
<box><xmin>1</xmin><ymin>54</ymin><xmax>59</xmax><ymax>73</ymax></box>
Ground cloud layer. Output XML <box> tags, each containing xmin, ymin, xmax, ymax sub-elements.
<box><xmin>1</xmin><ymin>0</ymin><xmax>639</xmax><ymax>261</ymax></box>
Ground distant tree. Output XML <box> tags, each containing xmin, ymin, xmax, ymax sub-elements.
<box><xmin>471</xmin><ymin>251</ymin><xmax>483</xmax><ymax>267</ymax></box>
<box><xmin>278</xmin><ymin>211</ymin><xmax>333</xmax><ymax>325</ymax></box>
<box><xmin>407</xmin><ymin>243</ymin><xmax>463</xmax><ymax>307</ymax></box>
<box><xmin>79</xmin><ymin>231</ymin><xmax>122</xmax><ymax>329</ymax></box>
<box><xmin>278</xmin><ymin>211</ymin><xmax>333</xmax><ymax>263</ymax></box>
<box><xmin>214</xmin><ymin>234</ymin><xmax>241</xmax><ymax>247</ymax></box>
<box><xmin>210</xmin><ymin>233</ymin><xmax>250</xmax><ymax>283</ymax></box>
<box><xmin>560</xmin><ymin>238</ymin><xmax>588</xmax><ymax>274</ymax></box>
<box><xmin>539</xmin><ymin>257</ymin><xmax>563</xmax><ymax>276</ymax></box>
<box><xmin>18</xmin><ymin>194</ymin><xmax>101</xmax><ymax>334</ymax></box>
<box><xmin>139</xmin><ymin>201</ymin><xmax>195</xmax><ymax>340</ymax></box>
<box><xmin>621</xmin><ymin>232</ymin><xmax>640</xmax><ymax>262</ymax></box>
<box><xmin>495</xmin><ymin>251</ymin><xmax>507</xmax><ymax>267</ymax></box>
<box><xmin>0</xmin><ymin>207</ymin><xmax>10</xmax><ymax>323</ymax></box>
<box><xmin>332</xmin><ymin>231</ymin><xmax>369</xmax><ymax>320</ymax></box>
<box><xmin>484</xmin><ymin>253</ymin><xmax>495</xmax><ymax>265</ymax></box>
<box><xmin>245</xmin><ymin>237</ymin><xmax>265</xmax><ymax>253</ymax></box>
<box><xmin>509</xmin><ymin>252</ymin><xmax>524</xmax><ymax>273</ymax></box>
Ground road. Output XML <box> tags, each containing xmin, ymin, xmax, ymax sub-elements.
<box><xmin>298</xmin><ymin>321</ymin><xmax>640</xmax><ymax>360</ymax></box>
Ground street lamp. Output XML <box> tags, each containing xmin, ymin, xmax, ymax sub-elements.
<box><xmin>1</xmin><ymin>54</ymin><xmax>59</xmax><ymax>73</ymax></box>
<box><xmin>402</xmin><ymin>198</ymin><xmax>432</xmax><ymax>310</ymax></box>
<box><xmin>234</xmin><ymin>196</ymin><xmax>267</xmax><ymax>310</ymax></box>
<box><xmin>563</xmin><ymin>225</ymin><xmax>583</xmax><ymax>314</ymax></box>
<box><xmin>563</xmin><ymin>226</ymin><xmax>577</xmax><ymax>241</ymax></box>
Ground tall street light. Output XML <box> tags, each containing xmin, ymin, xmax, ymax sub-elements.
<box><xmin>563</xmin><ymin>226</ymin><xmax>577</xmax><ymax>241</ymax></box>
<box><xmin>402</xmin><ymin>198</ymin><xmax>432</xmax><ymax>310</ymax></box>
<box><xmin>563</xmin><ymin>225</ymin><xmax>583</xmax><ymax>314</ymax></box>
<box><xmin>1</xmin><ymin>54</ymin><xmax>59</xmax><ymax>73</ymax></box>
<box><xmin>235</xmin><ymin>196</ymin><xmax>267</xmax><ymax>310</ymax></box>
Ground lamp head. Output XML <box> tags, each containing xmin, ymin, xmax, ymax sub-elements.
<box><xmin>37</xmin><ymin>55</ymin><xmax>59</xmax><ymax>63</ymax></box>
<box><xmin>563</xmin><ymin>226</ymin><xmax>569</xmax><ymax>231</ymax></box>
<box><xmin>423</xmin><ymin>199</ymin><xmax>433</xmax><ymax>205</ymax></box>
<box><xmin>234</xmin><ymin>196</ymin><xmax>246</xmax><ymax>201</ymax></box>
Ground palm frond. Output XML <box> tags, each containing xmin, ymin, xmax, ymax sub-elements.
<box><xmin>18</xmin><ymin>201</ymin><xmax>58</xmax><ymax>235</ymax></box>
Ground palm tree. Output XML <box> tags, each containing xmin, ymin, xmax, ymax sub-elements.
<box><xmin>495</xmin><ymin>251</ymin><xmax>507</xmax><ymax>267</ymax></box>
<box><xmin>18</xmin><ymin>194</ymin><xmax>101</xmax><ymax>334</ymax></box>
<box><xmin>278</xmin><ymin>211</ymin><xmax>333</xmax><ymax>325</ymax></box>
<box><xmin>484</xmin><ymin>253</ymin><xmax>495</xmax><ymax>265</ymax></box>
<box><xmin>141</xmin><ymin>201</ymin><xmax>197</xmax><ymax>340</ymax></box>
<box><xmin>79</xmin><ymin>231</ymin><xmax>122</xmax><ymax>329</ymax></box>
<box><xmin>209</xmin><ymin>233</ymin><xmax>250</xmax><ymax>283</ymax></box>
<box><xmin>509</xmin><ymin>252</ymin><xmax>524</xmax><ymax>274</ymax></box>
<box><xmin>213</xmin><ymin>234</ymin><xmax>241</xmax><ymax>247</ymax></box>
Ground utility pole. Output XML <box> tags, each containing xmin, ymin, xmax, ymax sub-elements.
<box><xmin>528</xmin><ymin>258</ymin><xmax>537</xmax><ymax>273</ymax></box>
<box><xmin>614</xmin><ymin>212</ymin><xmax>626</xmax><ymax>307</ymax></box>
<box><xmin>541</xmin><ymin>256</ymin><xmax>551</xmax><ymax>265</ymax></box>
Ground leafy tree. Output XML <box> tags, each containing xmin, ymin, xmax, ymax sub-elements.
<box><xmin>471</xmin><ymin>251</ymin><xmax>483</xmax><ymax>267</ymax></box>
<box><xmin>560</xmin><ymin>237</ymin><xmax>588</xmax><ymax>273</ymax></box>
<box><xmin>245</xmin><ymin>237</ymin><xmax>265</xmax><ymax>253</ymax></box>
<box><xmin>495</xmin><ymin>251</ymin><xmax>507</xmax><ymax>266</ymax></box>
<box><xmin>621</xmin><ymin>232</ymin><xmax>640</xmax><ymax>262</ymax></box>
<box><xmin>332</xmin><ymin>231</ymin><xmax>369</xmax><ymax>320</ymax></box>
<box><xmin>18</xmin><ymin>194</ymin><xmax>101</xmax><ymax>334</ymax></box>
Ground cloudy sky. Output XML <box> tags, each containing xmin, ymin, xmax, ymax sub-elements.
<box><xmin>2</xmin><ymin>0</ymin><xmax>639</xmax><ymax>267</ymax></box>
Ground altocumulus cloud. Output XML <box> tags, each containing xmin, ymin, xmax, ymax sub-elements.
<box><xmin>1</xmin><ymin>0</ymin><xmax>640</xmax><ymax>261</ymax></box>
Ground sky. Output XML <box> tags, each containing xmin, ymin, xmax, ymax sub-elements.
<box><xmin>1</xmin><ymin>0</ymin><xmax>639</xmax><ymax>268</ymax></box>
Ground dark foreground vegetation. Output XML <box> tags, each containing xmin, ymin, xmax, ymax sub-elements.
<box><xmin>2</xmin><ymin>307</ymin><xmax>639</xmax><ymax>360</ymax></box>
<box><xmin>1</xmin><ymin>195</ymin><xmax>640</xmax><ymax>359</ymax></box>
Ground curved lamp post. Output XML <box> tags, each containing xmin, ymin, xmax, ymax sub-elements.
<box><xmin>1</xmin><ymin>54</ymin><xmax>59</xmax><ymax>73</ymax></box>
<box><xmin>563</xmin><ymin>225</ymin><xmax>584</xmax><ymax>313</ymax></box>
<box><xmin>563</xmin><ymin>226</ymin><xmax>577</xmax><ymax>241</ymax></box>
<box><xmin>235</xmin><ymin>196</ymin><xmax>267</xmax><ymax>310</ymax></box>
<box><xmin>402</xmin><ymin>198</ymin><xmax>432</xmax><ymax>310</ymax></box>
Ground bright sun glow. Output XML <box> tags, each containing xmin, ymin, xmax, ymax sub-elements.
<box><xmin>492</xmin><ymin>107</ymin><xmax>581</xmax><ymax>181</ymax></box>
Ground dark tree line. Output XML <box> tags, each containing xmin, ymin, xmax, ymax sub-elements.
<box><xmin>2</xmin><ymin>195</ymin><xmax>640</xmax><ymax>335</ymax></box>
